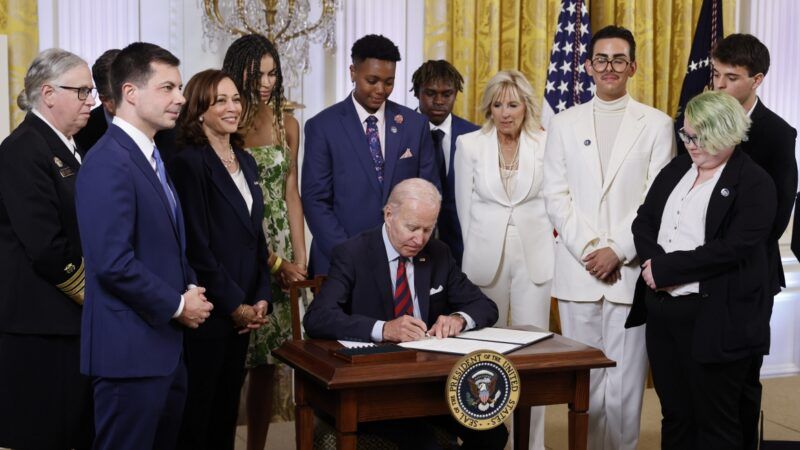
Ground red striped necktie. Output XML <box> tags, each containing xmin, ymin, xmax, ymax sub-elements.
<box><xmin>393</xmin><ymin>256</ymin><xmax>413</xmax><ymax>318</ymax></box>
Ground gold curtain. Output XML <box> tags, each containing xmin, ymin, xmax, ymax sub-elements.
<box><xmin>424</xmin><ymin>0</ymin><xmax>735</xmax><ymax>125</ymax></box>
<box><xmin>0</xmin><ymin>0</ymin><xmax>38</xmax><ymax>129</ymax></box>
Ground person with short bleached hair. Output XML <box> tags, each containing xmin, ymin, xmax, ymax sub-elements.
<box><xmin>455</xmin><ymin>69</ymin><xmax>552</xmax><ymax>450</ymax></box>
<box><xmin>626</xmin><ymin>90</ymin><xmax>775</xmax><ymax>449</ymax></box>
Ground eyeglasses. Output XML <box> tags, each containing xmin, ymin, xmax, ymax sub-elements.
<box><xmin>58</xmin><ymin>85</ymin><xmax>98</xmax><ymax>101</ymax></box>
<box><xmin>677</xmin><ymin>128</ymin><xmax>701</xmax><ymax>147</ymax></box>
<box><xmin>590</xmin><ymin>58</ymin><xmax>631</xmax><ymax>73</ymax></box>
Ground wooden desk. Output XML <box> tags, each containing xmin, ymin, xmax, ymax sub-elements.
<box><xmin>273</xmin><ymin>331</ymin><xmax>614</xmax><ymax>450</ymax></box>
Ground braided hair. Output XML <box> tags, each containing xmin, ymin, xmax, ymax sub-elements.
<box><xmin>222</xmin><ymin>34</ymin><xmax>286</xmax><ymax>150</ymax></box>
<box><xmin>410</xmin><ymin>60</ymin><xmax>465</xmax><ymax>98</ymax></box>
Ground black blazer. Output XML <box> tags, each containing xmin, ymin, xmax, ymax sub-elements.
<box><xmin>76</xmin><ymin>106</ymin><xmax>180</xmax><ymax>162</ymax></box>
<box><xmin>0</xmin><ymin>113</ymin><xmax>85</xmax><ymax>334</ymax></box>
<box><xmin>739</xmin><ymin>99</ymin><xmax>797</xmax><ymax>293</ymax></box>
<box><xmin>625</xmin><ymin>150</ymin><xmax>776</xmax><ymax>363</ymax></box>
<box><xmin>167</xmin><ymin>144</ymin><xmax>272</xmax><ymax>338</ymax></box>
<box><xmin>303</xmin><ymin>227</ymin><xmax>499</xmax><ymax>341</ymax></box>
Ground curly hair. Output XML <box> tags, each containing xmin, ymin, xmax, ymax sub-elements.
<box><xmin>222</xmin><ymin>34</ymin><xmax>286</xmax><ymax>150</ymax></box>
<box><xmin>410</xmin><ymin>60</ymin><xmax>464</xmax><ymax>97</ymax></box>
<box><xmin>351</xmin><ymin>34</ymin><xmax>401</xmax><ymax>65</ymax></box>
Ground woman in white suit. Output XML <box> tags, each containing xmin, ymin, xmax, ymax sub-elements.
<box><xmin>454</xmin><ymin>70</ymin><xmax>553</xmax><ymax>450</ymax></box>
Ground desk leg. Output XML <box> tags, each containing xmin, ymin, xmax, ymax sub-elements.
<box><xmin>568</xmin><ymin>370</ymin><xmax>590</xmax><ymax>450</ymax></box>
<box><xmin>513</xmin><ymin>405</ymin><xmax>531</xmax><ymax>450</ymax></box>
<box><xmin>294</xmin><ymin>379</ymin><xmax>314</xmax><ymax>450</ymax></box>
<box><xmin>336</xmin><ymin>390</ymin><xmax>358</xmax><ymax>450</ymax></box>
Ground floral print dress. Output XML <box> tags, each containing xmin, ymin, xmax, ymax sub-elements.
<box><xmin>245</xmin><ymin>144</ymin><xmax>297</xmax><ymax>421</ymax></box>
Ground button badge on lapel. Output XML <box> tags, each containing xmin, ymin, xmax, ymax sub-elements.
<box><xmin>720</xmin><ymin>188</ymin><xmax>730</xmax><ymax>197</ymax></box>
<box><xmin>584</xmin><ymin>139</ymin><xmax>591</xmax><ymax>146</ymax></box>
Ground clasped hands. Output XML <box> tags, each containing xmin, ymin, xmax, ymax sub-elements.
<box><xmin>583</xmin><ymin>247</ymin><xmax>622</xmax><ymax>284</ymax></box>
<box><xmin>176</xmin><ymin>286</ymin><xmax>268</xmax><ymax>332</ymax></box>
<box><xmin>231</xmin><ymin>300</ymin><xmax>270</xmax><ymax>334</ymax></box>
<box><xmin>382</xmin><ymin>314</ymin><xmax>466</xmax><ymax>343</ymax></box>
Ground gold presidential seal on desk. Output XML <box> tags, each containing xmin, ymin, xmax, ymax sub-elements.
<box><xmin>446</xmin><ymin>350</ymin><xmax>520</xmax><ymax>430</ymax></box>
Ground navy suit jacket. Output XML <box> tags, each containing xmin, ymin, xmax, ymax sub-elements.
<box><xmin>167</xmin><ymin>144</ymin><xmax>272</xmax><ymax>339</ymax></box>
<box><xmin>301</xmin><ymin>97</ymin><xmax>440</xmax><ymax>275</ymax></box>
<box><xmin>437</xmin><ymin>114</ymin><xmax>480</xmax><ymax>265</ymax></box>
<box><xmin>303</xmin><ymin>227</ymin><xmax>499</xmax><ymax>341</ymax></box>
<box><xmin>76</xmin><ymin>124</ymin><xmax>196</xmax><ymax>378</ymax></box>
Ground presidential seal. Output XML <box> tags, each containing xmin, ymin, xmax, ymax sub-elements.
<box><xmin>446</xmin><ymin>350</ymin><xmax>520</xmax><ymax>430</ymax></box>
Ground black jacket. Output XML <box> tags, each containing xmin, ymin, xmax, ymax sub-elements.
<box><xmin>626</xmin><ymin>150</ymin><xmax>777</xmax><ymax>363</ymax></box>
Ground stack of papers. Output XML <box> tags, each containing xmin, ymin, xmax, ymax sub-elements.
<box><xmin>397</xmin><ymin>327</ymin><xmax>553</xmax><ymax>355</ymax></box>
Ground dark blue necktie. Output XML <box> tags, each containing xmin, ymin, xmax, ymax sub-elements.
<box><xmin>365</xmin><ymin>115</ymin><xmax>385</xmax><ymax>183</ymax></box>
<box><xmin>153</xmin><ymin>146</ymin><xmax>177</xmax><ymax>221</ymax></box>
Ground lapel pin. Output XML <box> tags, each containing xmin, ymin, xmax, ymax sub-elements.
<box><xmin>390</xmin><ymin>126</ymin><xmax>398</xmax><ymax>134</ymax></box>
<box><xmin>418</xmin><ymin>257</ymin><xmax>426</xmax><ymax>262</ymax></box>
<box><xmin>53</xmin><ymin>156</ymin><xmax>64</xmax><ymax>168</ymax></box>
<box><xmin>394</xmin><ymin>114</ymin><xmax>404</xmax><ymax>124</ymax></box>
<box><xmin>584</xmin><ymin>139</ymin><xmax>591</xmax><ymax>146</ymax></box>
<box><xmin>720</xmin><ymin>188</ymin><xmax>730</xmax><ymax>197</ymax></box>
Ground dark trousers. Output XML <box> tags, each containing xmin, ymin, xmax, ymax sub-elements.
<box><xmin>646</xmin><ymin>291</ymin><xmax>757</xmax><ymax>450</ymax></box>
<box><xmin>92</xmin><ymin>357</ymin><xmax>187</xmax><ymax>450</ymax></box>
<box><xmin>741</xmin><ymin>354</ymin><xmax>764</xmax><ymax>450</ymax></box>
<box><xmin>176</xmin><ymin>332</ymin><xmax>250</xmax><ymax>450</ymax></box>
<box><xmin>361</xmin><ymin>416</ymin><xmax>508</xmax><ymax>450</ymax></box>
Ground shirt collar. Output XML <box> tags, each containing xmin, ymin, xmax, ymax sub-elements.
<box><xmin>352</xmin><ymin>91</ymin><xmax>386</xmax><ymax>126</ymax></box>
<box><xmin>31</xmin><ymin>108</ymin><xmax>78</xmax><ymax>151</ymax></box>
<box><xmin>746</xmin><ymin>97</ymin><xmax>759</xmax><ymax>117</ymax></box>
<box><xmin>382</xmin><ymin>224</ymin><xmax>402</xmax><ymax>263</ymax></box>
<box><xmin>112</xmin><ymin>116</ymin><xmax>156</xmax><ymax>161</ymax></box>
<box><xmin>689</xmin><ymin>162</ymin><xmax>727</xmax><ymax>180</ymax></box>
<box><xmin>429</xmin><ymin>113</ymin><xmax>452</xmax><ymax>136</ymax></box>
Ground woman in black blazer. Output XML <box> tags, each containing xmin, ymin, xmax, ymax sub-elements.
<box><xmin>168</xmin><ymin>69</ymin><xmax>272</xmax><ymax>450</ymax></box>
<box><xmin>625</xmin><ymin>91</ymin><xmax>776</xmax><ymax>450</ymax></box>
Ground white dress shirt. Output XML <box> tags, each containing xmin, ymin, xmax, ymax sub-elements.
<box><xmin>657</xmin><ymin>163</ymin><xmax>726</xmax><ymax>296</ymax></box>
<box><xmin>112</xmin><ymin>116</ymin><xmax>186</xmax><ymax>317</ymax></box>
<box><xmin>230</xmin><ymin>168</ymin><xmax>253</xmax><ymax>214</ymax></box>
<box><xmin>370</xmin><ymin>225</ymin><xmax>476</xmax><ymax>341</ymax></box>
<box><xmin>430</xmin><ymin>113</ymin><xmax>453</xmax><ymax>174</ymax></box>
<box><xmin>352</xmin><ymin>92</ymin><xmax>386</xmax><ymax>158</ymax></box>
<box><xmin>32</xmin><ymin>108</ymin><xmax>82</xmax><ymax>163</ymax></box>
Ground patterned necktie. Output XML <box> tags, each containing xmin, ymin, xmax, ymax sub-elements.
<box><xmin>431</xmin><ymin>128</ymin><xmax>447</xmax><ymax>183</ymax></box>
<box><xmin>153</xmin><ymin>146</ymin><xmax>177</xmax><ymax>221</ymax></box>
<box><xmin>365</xmin><ymin>115</ymin><xmax>385</xmax><ymax>183</ymax></box>
<box><xmin>393</xmin><ymin>257</ymin><xmax>413</xmax><ymax>318</ymax></box>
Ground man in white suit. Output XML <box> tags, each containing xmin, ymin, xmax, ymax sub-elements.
<box><xmin>543</xmin><ymin>26</ymin><xmax>675</xmax><ymax>450</ymax></box>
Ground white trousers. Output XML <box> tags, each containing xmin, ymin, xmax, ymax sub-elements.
<box><xmin>557</xmin><ymin>298</ymin><xmax>648</xmax><ymax>450</ymax></box>
<box><xmin>479</xmin><ymin>225</ymin><xmax>551</xmax><ymax>450</ymax></box>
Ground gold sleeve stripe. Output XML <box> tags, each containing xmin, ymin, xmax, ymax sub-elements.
<box><xmin>69</xmin><ymin>288</ymin><xmax>84</xmax><ymax>306</ymax></box>
<box><xmin>56</xmin><ymin>259</ymin><xmax>85</xmax><ymax>292</ymax></box>
<box><xmin>63</xmin><ymin>279</ymin><xmax>85</xmax><ymax>296</ymax></box>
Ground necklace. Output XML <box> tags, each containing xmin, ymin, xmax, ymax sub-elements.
<box><xmin>218</xmin><ymin>145</ymin><xmax>237</xmax><ymax>169</ymax></box>
<box><xmin>498</xmin><ymin>139</ymin><xmax>520</xmax><ymax>172</ymax></box>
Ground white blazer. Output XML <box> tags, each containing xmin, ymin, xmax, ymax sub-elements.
<box><xmin>542</xmin><ymin>97</ymin><xmax>675</xmax><ymax>304</ymax></box>
<box><xmin>455</xmin><ymin>127</ymin><xmax>554</xmax><ymax>286</ymax></box>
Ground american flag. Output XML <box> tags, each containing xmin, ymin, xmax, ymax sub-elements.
<box><xmin>675</xmin><ymin>0</ymin><xmax>723</xmax><ymax>153</ymax></box>
<box><xmin>541</xmin><ymin>0</ymin><xmax>595</xmax><ymax>128</ymax></box>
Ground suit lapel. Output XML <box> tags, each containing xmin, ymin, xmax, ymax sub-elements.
<box><xmin>602</xmin><ymin>100</ymin><xmax>645</xmax><ymax>195</ymax></box>
<box><xmin>705</xmin><ymin>149</ymin><xmax>744</xmax><ymax>238</ymax></box>
<box><xmin>413</xmin><ymin>249</ymin><xmax>432</xmax><ymax>324</ymax></box>
<box><xmin>382</xmin><ymin>102</ymin><xmax>403</xmax><ymax>199</ymax></box>
<box><xmin>239</xmin><ymin>150</ymin><xmax>264</xmax><ymax>233</ymax></box>
<box><xmin>110</xmin><ymin>125</ymin><xmax>180</xmax><ymax>239</ymax></box>
<box><xmin>482</xmin><ymin>128</ymin><xmax>511</xmax><ymax>206</ymax></box>
<box><xmin>367</xmin><ymin>231</ymin><xmax>395</xmax><ymax>320</ymax></box>
<box><xmin>572</xmin><ymin>102</ymin><xmax>603</xmax><ymax>190</ymax></box>
<box><xmin>338</xmin><ymin>98</ymin><xmax>383</xmax><ymax>196</ymax></box>
<box><xmin>27</xmin><ymin>113</ymin><xmax>82</xmax><ymax>171</ymax></box>
<box><xmin>203</xmin><ymin>146</ymin><xmax>256</xmax><ymax>236</ymax></box>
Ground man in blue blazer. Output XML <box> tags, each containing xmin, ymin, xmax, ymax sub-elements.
<box><xmin>302</xmin><ymin>34</ymin><xmax>439</xmax><ymax>276</ymax></box>
<box><xmin>304</xmin><ymin>178</ymin><xmax>504</xmax><ymax>449</ymax></box>
<box><xmin>75</xmin><ymin>43</ymin><xmax>213</xmax><ymax>450</ymax></box>
<box><xmin>412</xmin><ymin>60</ymin><xmax>480</xmax><ymax>265</ymax></box>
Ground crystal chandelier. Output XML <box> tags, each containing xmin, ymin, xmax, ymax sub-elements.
<box><xmin>201</xmin><ymin>0</ymin><xmax>339</xmax><ymax>88</ymax></box>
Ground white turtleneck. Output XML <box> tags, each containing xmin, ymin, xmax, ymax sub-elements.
<box><xmin>593</xmin><ymin>94</ymin><xmax>629</xmax><ymax>181</ymax></box>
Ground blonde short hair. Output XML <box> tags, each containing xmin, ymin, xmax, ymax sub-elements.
<box><xmin>479</xmin><ymin>70</ymin><xmax>541</xmax><ymax>135</ymax></box>
<box><xmin>685</xmin><ymin>91</ymin><xmax>751</xmax><ymax>155</ymax></box>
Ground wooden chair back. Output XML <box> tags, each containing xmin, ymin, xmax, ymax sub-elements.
<box><xmin>288</xmin><ymin>275</ymin><xmax>326</xmax><ymax>340</ymax></box>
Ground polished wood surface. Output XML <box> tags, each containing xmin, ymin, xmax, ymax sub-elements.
<box><xmin>273</xmin><ymin>328</ymin><xmax>614</xmax><ymax>450</ymax></box>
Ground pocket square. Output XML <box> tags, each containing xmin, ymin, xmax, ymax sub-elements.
<box><xmin>429</xmin><ymin>285</ymin><xmax>443</xmax><ymax>295</ymax></box>
<box><xmin>400</xmin><ymin>148</ymin><xmax>414</xmax><ymax>159</ymax></box>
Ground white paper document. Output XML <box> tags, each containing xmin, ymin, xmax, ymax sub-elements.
<box><xmin>456</xmin><ymin>327</ymin><xmax>553</xmax><ymax>345</ymax></box>
<box><xmin>398</xmin><ymin>337</ymin><xmax>519</xmax><ymax>355</ymax></box>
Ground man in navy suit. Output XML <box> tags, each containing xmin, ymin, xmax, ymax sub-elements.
<box><xmin>304</xmin><ymin>178</ymin><xmax>505</xmax><ymax>449</ymax></box>
<box><xmin>75</xmin><ymin>42</ymin><xmax>214</xmax><ymax>450</ymax></box>
<box><xmin>302</xmin><ymin>34</ymin><xmax>439</xmax><ymax>276</ymax></box>
<box><xmin>411</xmin><ymin>60</ymin><xmax>480</xmax><ymax>265</ymax></box>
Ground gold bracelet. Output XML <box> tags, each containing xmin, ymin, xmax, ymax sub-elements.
<box><xmin>270</xmin><ymin>256</ymin><xmax>283</xmax><ymax>274</ymax></box>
